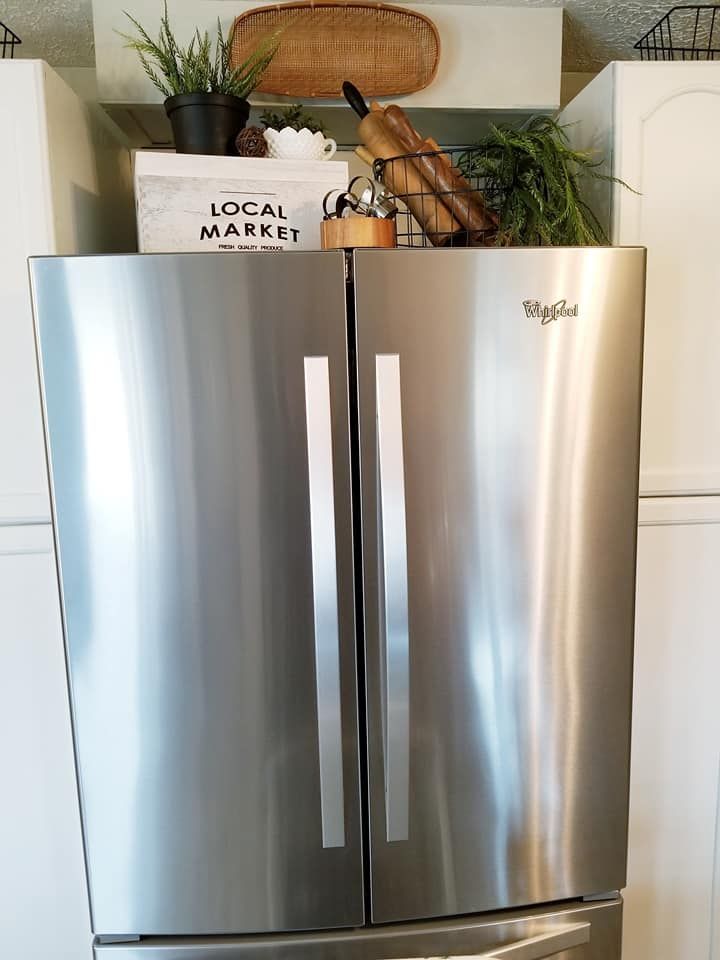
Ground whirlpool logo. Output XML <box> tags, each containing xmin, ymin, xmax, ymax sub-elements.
<box><xmin>523</xmin><ymin>298</ymin><xmax>579</xmax><ymax>324</ymax></box>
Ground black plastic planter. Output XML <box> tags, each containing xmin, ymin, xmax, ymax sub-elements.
<box><xmin>165</xmin><ymin>93</ymin><xmax>250</xmax><ymax>155</ymax></box>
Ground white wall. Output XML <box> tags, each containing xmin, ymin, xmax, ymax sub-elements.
<box><xmin>92</xmin><ymin>0</ymin><xmax>562</xmax><ymax>143</ymax></box>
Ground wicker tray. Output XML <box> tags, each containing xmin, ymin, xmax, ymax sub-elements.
<box><xmin>230</xmin><ymin>1</ymin><xmax>440</xmax><ymax>98</ymax></box>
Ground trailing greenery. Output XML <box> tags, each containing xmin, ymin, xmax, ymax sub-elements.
<box><xmin>261</xmin><ymin>104</ymin><xmax>327</xmax><ymax>135</ymax></box>
<box><xmin>459</xmin><ymin>116</ymin><xmax>633</xmax><ymax>246</ymax></box>
<box><xmin>119</xmin><ymin>2</ymin><xmax>279</xmax><ymax>100</ymax></box>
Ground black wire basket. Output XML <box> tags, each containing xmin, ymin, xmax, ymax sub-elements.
<box><xmin>1</xmin><ymin>21</ymin><xmax>21</xmax><ymax>59</ymax></box>
<box><xmin>373</xmin><ymin>147</ymin><xmax>503</xmax><ymax>248</ymax></box>
<box><xmin>635</xmin><ymin>5</ymin><xmax>720</xmax><ymax>59</ymax></box>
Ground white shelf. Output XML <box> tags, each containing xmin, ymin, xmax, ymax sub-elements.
<box><xmin>107</xmin><ymin>100</ymin><xmax>551</xmax><ymax>149</ymax></box>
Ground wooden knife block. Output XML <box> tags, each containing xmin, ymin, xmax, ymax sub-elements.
<box><xmin>321</xmin><ymin>217</ymin><xmax>397</xmax><ymax>249</ymax></box>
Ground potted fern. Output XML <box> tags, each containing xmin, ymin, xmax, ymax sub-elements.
<box><xmin>121</xmin><ymin>3</ymin><xmax>279</xmax><ymax>155</ymax></box>
<box><xmin>459</xmin><ymin>116</ymin><xmax>632</xmax><ymax>246</ymax></box>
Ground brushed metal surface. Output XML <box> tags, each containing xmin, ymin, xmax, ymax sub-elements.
<box><xmin>31</xmin><ymin>252</ymin><xmax>363</xmax><ymax>936</ymax></box>
<box><xmin>375</xmin><ymin>354</ymin><xmax>410</xmax><ymax>843</ymax></box>
<box><xmin>93</xmin><ymin>898</ymin><xmax>622</xmax><ymax>959</ymax></box>
<box><xmin>303</xmin><ymin>356</ymin><xmax>345</xmax><ymax>849</ymax></box>
<box><xmin>478</xmin><ymin>922</ymin><xmax>589</xmax><ymax>959</ymax></box>
<box><xmin>386</xmin><ymin>923</ymin><xmax>590</xmax><ymax>960</ymax></box>
<box><xmin>354</xmin><ymin>248</ymin><xmax>646</xmax><ymax>923</ymax></box>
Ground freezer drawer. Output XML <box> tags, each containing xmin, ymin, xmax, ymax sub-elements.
<box><xmin>31</xmin><ymin>252</ymin><xmax>363</xmax><ymax>936</ymax></box>
<box><xmin>94</xmin><ymin>898</ymin><xmax>622</xmax><ymax>959</ymax></box>
<box><xmin>354</xmin><ymin>248</ymin><xmax>645</xmax><ymax>922</ymax></box>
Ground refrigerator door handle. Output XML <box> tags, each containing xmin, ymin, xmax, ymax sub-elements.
<box><xmin>304</xmin><ymin>356</ymin><xmax>345</xmax><ymax>849</ymax></box>
<box><xmin>376</xmin><ymin>354</ymin><xmax>410</xmax><ymax>843</ymax></box>
<box><xmin>478</xmin><ymin>921</ymin><xmax>591</xmax><ymax>958</ymax></box>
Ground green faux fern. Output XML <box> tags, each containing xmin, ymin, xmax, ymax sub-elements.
<box><xmin>119</xmin><ymin>2</ymin><xmax>279</xmax><ymax>99</ymax></box>
<box><xmin>260</xmin><ymin>104</ymin><xmax>327</xmax><ymax>135</ymax></box>
<box><xmin>459</xmin><ymin>116</ymin><xmax>633</xmax><ymax>246</ymax></box>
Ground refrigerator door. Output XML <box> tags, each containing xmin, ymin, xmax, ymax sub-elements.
<box><xmin>31</xmin><ymin>252</ymin><xmax>363</xmax><ymax>936</ymax></box>
<box><xmin>353</xmin><ymin>247</ymin><xmax>645</xmax><ymax>922</ymax></box>
<box><xmin>93</xmin><ymin>898</ymin><xmax>623</xmax><ymax>959</ymax></box>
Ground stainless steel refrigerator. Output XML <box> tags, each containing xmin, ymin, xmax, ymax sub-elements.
<box><xmin>30</xmin><ymin>247</ymin><xmax>645</xmax><ymax>960</ymax></box>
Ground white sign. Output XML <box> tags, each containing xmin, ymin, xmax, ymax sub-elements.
<box><xmin>134</xmin><ymin>152</ymin><xmax>348</xmax><ymax>253</ymax></box>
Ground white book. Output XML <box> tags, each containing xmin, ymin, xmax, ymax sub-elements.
<box><xmin>134</xmin><ymin>151</ymin><xmax>348</xmax><ymax>253</ymax></box>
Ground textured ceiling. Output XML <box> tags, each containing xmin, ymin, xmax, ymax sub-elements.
<box><xmin>0</xmin><ymin>1</ymin><xmax>688</xmax><ymax>71</ymax></box>
<box><xmin>2</xmin><ymin>0</ymin><xmax>95</xmax><ymax>67</ymax></box>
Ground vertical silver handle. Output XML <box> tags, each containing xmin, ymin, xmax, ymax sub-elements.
<box><xmin>304</xmin><ymin>356</ymin><xmax>345</xmax><ymax>849</ymax></box>
<box><xmin>376</xmin><ymin>354</ymin><xmax>410</xmax><ymax>843</ymax></box>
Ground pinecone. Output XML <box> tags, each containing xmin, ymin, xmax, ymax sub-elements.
<box><xmin>236</xmin><ymin>126</ymin><xmax>268</xmax><ymax>158</ymax></box>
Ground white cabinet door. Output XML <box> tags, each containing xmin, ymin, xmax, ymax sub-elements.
<box><xmin>0</xmin><ymin>62</ymin><xmax>55</xmax><ymax>524</ymax></box>
<box><xmin>624</xmin><ymin>497</ymin><xmax>720</xmax><ymax>960</ymax></box>
<box><xmin>0</xmin><ymin>524</ymin><xmax>92</xmax><ymax>960</ymax></box>
<box><xmin>613</xmin><ymin>63</ymin><xmax>720</xmax><ymax>496</ymax></box>
<box><xmin>561</xmin><ymin>63</ymin><xmax>720</xmax><ymax>496</ymax></box>
<box><xmin>0</xmin><ymin>61</ymin><xmax>134</xmax><ymax>527</ymax></box>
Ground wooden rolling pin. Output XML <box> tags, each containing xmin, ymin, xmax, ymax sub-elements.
<box><xmin>390</xmin><ymin>132</ymin><xmax>459</xmax><ymax>178</ymax></box>
<box><xmin>355</xmin><ymin>145</ymin><xmax>376</xmax><ymax>168</ymax></box>
<box><xmin>383</xmin><ymin>105</ymin><xmax>498</xmax><ymax>235</ymax></box>
<box><xmin>358</xmin><ymin>111</ymin><xmax>464</xmax><ymax>245</ymax></box>
<box><xmin>425</xmin><ymin>137</ymin><xmax>459</xmax><ymax>175</ymax></box>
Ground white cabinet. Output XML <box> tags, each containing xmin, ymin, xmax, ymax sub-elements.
<box><xmin>625</xmin><ymin>497</ymin><xmax>720</xmax><ymax>960</ymax></box>
<box><xmin>0</xmin><ymin>524</ymin><xmax>92</xmax><ymax>960</ymax></box>
<box><xmin>0</xmin><ymin>60</ymin><xmax>132</xmax><ymax>959</ymax></box>
<box><xmin>562</xmin><ymin>62</ymin><xmax>720</xmax><ymax>960</ymax></box>
<box><xmin>560</xmin><ymin>63</ymin><xmax>720</xmax><ymax>497</ymax></box>
<box><xmin>0</xmin><ymin>60</ymin><xmax>134</xmax><ymax>526</ymax></box>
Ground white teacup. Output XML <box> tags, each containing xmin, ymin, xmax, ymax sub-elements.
<box><xmin>264</xmin><ymin>127</ymin><xmax>337</xmax><ymax>161</ymax></box>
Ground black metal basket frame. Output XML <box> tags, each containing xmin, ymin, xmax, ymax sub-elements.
<box><xmin>373</xmin><ymin>146</ymin><xmax>502</xmax><ymax>248</ymax></box>
<box><xmin>1</xmin><ymin>20</ymin><xmax>21</xmax><ymax>59</ymax></box>
<box><xmin>635</xmin><ymin>5</ymin><xmax>720</xmax><ymax>60</ymax></box>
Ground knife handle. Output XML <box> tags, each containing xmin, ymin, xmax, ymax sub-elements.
<box><xmin>342</xmin><ymin>81</ymin><xmax>369</xmax><ymax>118</ymax></box>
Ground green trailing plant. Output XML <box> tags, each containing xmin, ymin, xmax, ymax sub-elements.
<box><xmin>119</xmin><ymin>2</ymin><xmax>279</xmax><ymax>100</ymax></box>
<box><xmin>260</xmin><ymin>104</ymin><xmax>327</xmax><ymax>135</ymax></box>
<box><xmin>459</xmin><ymin>116</ymin><xmax>633</xmax><ymax>246</ymax></box>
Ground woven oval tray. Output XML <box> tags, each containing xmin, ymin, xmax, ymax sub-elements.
<box><xmin>230</xmin><ymin>1</ymin><xmax>440</xmax><ymax>98</ymax></box>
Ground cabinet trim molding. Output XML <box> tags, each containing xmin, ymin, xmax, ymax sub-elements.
<box><xmin>0</xmin><ymin>492</ymin><xmax>52</xmax><ymax>527</ymax></box>
<box><xmin>0</xmin><ymin>523</ymin><xmax>54</xmax><ymax>555</ymax></box>
<box><xmin>638</xmin><ymin>497</ymin><xmax>720</xmax><ymax>526</ymax></box>
<box><xmin>640</xmin><ymin>470</ymin><xmax>720</xmax><ymax>499</ymax></box>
